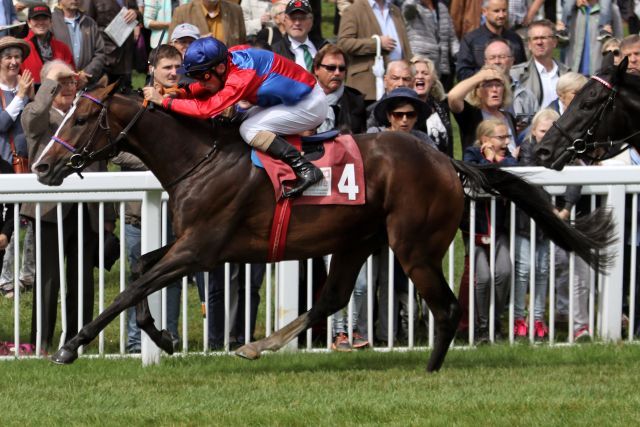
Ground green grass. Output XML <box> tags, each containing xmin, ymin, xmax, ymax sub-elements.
<box><xmin>1</xmin><ymin>344</ymin><xmax>639</xmax><ymax>425</ymax></box>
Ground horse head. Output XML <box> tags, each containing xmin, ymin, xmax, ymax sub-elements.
<box><xmin>32</xmin><ymin>76</ymin><xmax>120</xmax><ymax>186</ymax></box>
<box><xmin>535</xmin><ymin>57</ymin><xmax>640</xmax><ymax>169</ymax></box>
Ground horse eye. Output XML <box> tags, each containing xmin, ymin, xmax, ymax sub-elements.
<box><xmin>75</xmin><ymin>117</ymin><xmax>87</xmax><ymax>126</ymax></box>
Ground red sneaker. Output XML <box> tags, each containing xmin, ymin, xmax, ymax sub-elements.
<box><xmin>331</xmin><ymin>333</ymin><xmax>352</xmax><ymax>352</ymax></box>
<box><xmin>534</xmin><ymin>320</ymin><xmax>548</xmax><ymax>340</ymax></box>
<box><xmin>514</xmin><ymin>318</ymin><xmax>528</xmax><ymax>338</ymax></box>
<box><xmin>574</xmin><ymin>326</ymin><xmax>592</xmax><ymax>342</ymax></box>
<box><xmin>351</xmin><ymin>332</ymin><xmax>369</xmax><ymax>349</ymax></box>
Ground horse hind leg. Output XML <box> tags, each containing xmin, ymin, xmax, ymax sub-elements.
<box><xmin>236</xmin><ymin>247</ymin><xmax>370</xmax><ymax>359</ymax></box>
<box><xmin>393</xmin><ymin>243</ymin><xmax>460</xmax><ymax>372</ymax></box>
<box><xmin>423</xmin><ymin>269</ymin><xmax>460</xmax><ymax>372</ymax></box>
<box><xmin>135</xmin><ymin>298</ymin><xmax>175</xmax><ymax>355</ymax></box>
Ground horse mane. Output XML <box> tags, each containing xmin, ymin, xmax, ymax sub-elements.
<box><xmin>118</xmin><ymin>92</ymin><xmax>244</xmax><ymax>148</ymax></box>
<box><xmin>621</xmin><ymin>72</ymin><xmax>640</xmax><ymax>92</ymax></box>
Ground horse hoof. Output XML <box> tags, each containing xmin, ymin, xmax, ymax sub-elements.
<box><xmin>159</xmin><ymin>330</ymin><xmax>175</xmax><ymax>355</ymax></box>
<box><xmin>50</xmin><ymin>346</ymin><xmax>78</xmax><ymax>365</ymax></box>
<box><xmin>235</xmin><ymin>343</ymin><xmax>261</xmax><ymax>360</ymax></box>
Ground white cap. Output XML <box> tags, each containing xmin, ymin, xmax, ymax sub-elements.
<box><xmin>171</xmin><ymin>23</ymin><xmax>201</xmax><ymax>42</ymax></box>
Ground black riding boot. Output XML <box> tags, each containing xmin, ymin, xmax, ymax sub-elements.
<box><xmin>266</xmin><ymin>136</ymin><xmax>323</xmax><ymax>198</ymax></box>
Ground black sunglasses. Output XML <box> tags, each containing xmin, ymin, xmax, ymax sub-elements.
<box><xmin>390</xmin><ymin>111</ymin><xmax>417</xmax><ymax>119</ymax></box>
<box><xmin>186</xmin><ymin>70</ymin><xmax>214</xmax><ymax>80</ymax></box>
<box><xmin>603</xmin><ymin>49</ymin><xmax>621</xmax><ymax>57</ymax></box>
<box><xmin>319</xmin><ymin>64</ymin><xmax>346</xmax><ymax>72</ymax></box>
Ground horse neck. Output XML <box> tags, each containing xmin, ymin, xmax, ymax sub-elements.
<box><xmin>609</xmin><ymin>84</ymin><xmax>640</xmax><ymax>141</ymax></box>
<box><xmin>112</xmin><ymin>95</ymin><xmax>235</xmax><ymax>189</ymax></box>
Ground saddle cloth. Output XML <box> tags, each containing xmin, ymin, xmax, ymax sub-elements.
<box><xmin>254</xmin><ymin>133</ymin><xmax>366</xmax><ymax>205</ymax></box>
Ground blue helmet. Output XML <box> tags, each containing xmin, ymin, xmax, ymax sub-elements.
<box><xmin>182</xmin><ymin>37</ymin><xmax>229</xmax><ymax>75</ymax></box>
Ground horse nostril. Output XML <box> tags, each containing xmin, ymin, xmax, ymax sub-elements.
<box><xmin>536</xmin><ymin>148</ymin><xmax>550</xmax><ymax>160</ymax></box>
<box><xmin>34</xmin><ymin>163</ymin><xmax>49</xmax><ymax>174</ymax></box>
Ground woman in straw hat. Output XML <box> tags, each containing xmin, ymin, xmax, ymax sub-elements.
<box><xmin>0</xmin><ymin>35</ymin><xmax>34</xmax><ymax>299</ymax></box>
<box><xmin>0</xmin><ymin>36</ymin><xmax>32</xmax><ymax>165</ymax></box>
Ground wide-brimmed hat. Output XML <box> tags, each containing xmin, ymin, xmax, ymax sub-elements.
<box><xmin>373</xmin><ymin>87</ymin><xmax>429</xmax><ymax>127</ymax></box>
<box><xmin>0</xmin><ymin>36</ymin><xmax>30</xmax><ymax>59</ymax></box>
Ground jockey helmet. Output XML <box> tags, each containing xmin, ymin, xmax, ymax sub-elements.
<box><xmin>182</xmin><ymin>37</ymin><xmax>229</xmax><ymax>76</ymax></box>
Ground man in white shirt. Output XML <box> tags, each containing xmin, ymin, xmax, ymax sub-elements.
<box><xmin>510</xmin><ymin>19</ymin><xmax>570</xmax><ymax>110</ymax></box>
<box><xmin>336</xmin><ymin>0</ymin><xmax>412</xmax><ymax>102</ymax></box>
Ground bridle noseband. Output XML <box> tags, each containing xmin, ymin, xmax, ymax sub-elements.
<box><xmin>551</xmin><ymin>74</ymin><xmax>640</xmax><ymax>168</ymax></box>
<box><xmin>52</xmin><ymin>91</ymin><xmax>148</xmax><ymax>175</ymax></box>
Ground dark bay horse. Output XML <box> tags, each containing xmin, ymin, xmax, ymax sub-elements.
<box><xmin>536</xmin><ymin>57</ymin><xmax>640</xmax><ymax>168</ymax></box>
<box><xmin>33</xmin><ymin>80</ymin><xmax>613</xmax><ymax>371</ymax></box>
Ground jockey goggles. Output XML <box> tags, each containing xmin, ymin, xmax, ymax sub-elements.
<box><xmin>182</xmin><ymin>62</ymin><xmax>224</xmax><ymax>81</ymax></box>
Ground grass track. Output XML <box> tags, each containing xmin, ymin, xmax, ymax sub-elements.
<box><xmin>1</xmin><ymin>344</ymin><xmax>639</xmax><ymax>425</ymax></box>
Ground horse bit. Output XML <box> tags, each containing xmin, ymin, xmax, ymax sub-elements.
<box><xmin>551</xmin><ymin>75</ymin><xmax>640</xmax><ymax>168</ymax></box>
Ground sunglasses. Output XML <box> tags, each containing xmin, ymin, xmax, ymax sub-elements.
<box><xmin>390</xmin><ymin>111</ymin><xmax>417</xmax><ymax>119</ymax></box>
<box><xmin>481</xmin><ymin>80</ymin><xmax>504</xmax><ymax>89</ymax></box>
<box><xmin>319</xmin><ymin>64</ymin><xmax>346</xmax><ymax>72</ymax></box>
<box><xmin>186</xmin><ymin>70</ymin><xmax>214</xmax><ymax>81</ymax></box>
<box><xmin>602</xmin><ymin>49</ymin><xmax>621</xmax><ymax>57</ymax></box>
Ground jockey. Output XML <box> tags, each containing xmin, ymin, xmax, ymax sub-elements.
<box><xmin>143</xmin><ymin>36</ymin><xmax>328</xmax><ymax>198</ymax></box>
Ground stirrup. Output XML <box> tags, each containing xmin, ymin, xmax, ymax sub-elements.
<box><xmin>282</xmin><ymin>167</ymin><xmax>323</xmax><ymax>198</ymax></box>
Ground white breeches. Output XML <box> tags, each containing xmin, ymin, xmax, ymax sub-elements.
<box><xmin>239</xmin><ymin>84</ymin><xmax>328</xmax><ymax>144</ymax></box>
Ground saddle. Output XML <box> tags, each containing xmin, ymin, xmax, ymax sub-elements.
<box><xmin>253</xmin><ymin>131</ymin><xmax>365</xmax><ymax>206</ymax></box>
<box><xmin>253</xmin><ymin>130</ymin><xmax>366</xmax><ymax>262</ymax></box>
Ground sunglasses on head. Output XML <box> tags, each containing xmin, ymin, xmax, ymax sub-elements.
<box><xmin>319</xmin><ymin>64</ymin><xmax>346</xmax><ymax>72</ymax></box>
<box><xmin>602</xmin><ymin>49</ymin><xmax>620</xmax><ymax>57</ymax></box>
<box><xmin>390</xmin><ymin>111</ymin><xmax>417</xmax><ymax>119</ymax></box>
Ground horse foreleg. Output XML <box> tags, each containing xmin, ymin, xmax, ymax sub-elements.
<box><xmin>236</xmin><ymin>249</ymin><xmax>370</xmax><ymax>360</ymax></box>
<box><xmin>50</xmin><ymin>243</ymin><xmax>193</xmax><ymax>364</ymax></box>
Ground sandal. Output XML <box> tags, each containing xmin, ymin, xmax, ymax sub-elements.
<box><xmin>6</xmin><ymin>342</ymin><xmax>37</xmax><ymax>356</ymax></box>
<box><xmin>0</xmin><ymin>341</ymin><xmax>10</xmax><ymax>356</ymax></box>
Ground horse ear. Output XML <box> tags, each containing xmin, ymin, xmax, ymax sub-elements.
<box><xmin>611</xmin><ymin>56</ymin><xmax>629</xmax><ymax>85</ymax></box>
<box><xmin>601</xmin><ymin>51</ymin><xmax>615</xmax><ymax>72</ymax></box>
<box><xmin>105</xmin><ymin>81</ymin><xmax>120</xmax><ymax>96</ymax></box>
<box><xmin>96</xmin><ymin>75</ymin><xmax>109</xmax><ymax>88</ymax></box>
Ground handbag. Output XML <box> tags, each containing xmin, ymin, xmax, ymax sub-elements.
<box><xmin>0</xmin><ymin>91</ymin><xmax>28</xmax><ymax>174</ymax></box>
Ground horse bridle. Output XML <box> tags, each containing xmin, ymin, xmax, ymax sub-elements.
<box><xmin>52</xmin><ymin>91</ymin><xmax>148</xmax><ymax>175</ymax></box>
<box><xmin>551</xmin><ymin>75</ymin><xmax>640</xmax><ymax>168</ymax></box>
<box><xmin>51</xmin><ymin>91</ymin><xmax>219</xmax><ymax>187</ymax></box>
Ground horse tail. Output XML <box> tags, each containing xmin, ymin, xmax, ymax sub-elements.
<box><xmin>450</xmin><ymin>159</ymin><xmax>616</xmax><ymax>271</ymax></box>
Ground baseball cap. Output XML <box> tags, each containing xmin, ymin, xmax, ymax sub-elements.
<box><xmin>28</xmin><ymin>4</ymin><xmax>52</xmax><ymax>20</ymax></box>
<box><xmin>171</xmin><ymin>23</ymin><xmax>201</xmax><ymax>42</ymax></box>
<box><xmin>285</xmin><ymin>0</ymin><xmax>312</xmax><ymax>15</ymax></box>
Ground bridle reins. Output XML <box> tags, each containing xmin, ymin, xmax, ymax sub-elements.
<box><xmin>51</xmin><ymin>90</ymin><xmax>218</xmax><ymax>187</ymax></box>
<box><xmin>551</xmin><ymin>74</ymin><xmax>640</xmax><ymax>168</ymax></box>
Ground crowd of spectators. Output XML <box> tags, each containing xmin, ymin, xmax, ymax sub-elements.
<box><xmin>0</xmin><ymin>0</ymin><xmax>639</xmax><ymax>354</ymax></box>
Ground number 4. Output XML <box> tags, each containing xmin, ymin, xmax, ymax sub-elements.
<box><xmin>337</xmin><ymin>163</ymin><xmax>359</xmax><ymax>200</ymax></box>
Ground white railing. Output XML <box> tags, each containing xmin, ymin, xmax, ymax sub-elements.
<box><xmin>0</xmin><ymin>166</ymin><xmax>637</xmax><ymax>363</ymax></box>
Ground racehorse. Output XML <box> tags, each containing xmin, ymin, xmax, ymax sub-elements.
<box><xmin>33</xmin><ymin>78</ymin><xmax>614</xmax><ymax>372</ymax></box>
<box><xmin>536</xmin><ymin>57</ymin><xmax>640</xmax><ymax>169</ymax></box>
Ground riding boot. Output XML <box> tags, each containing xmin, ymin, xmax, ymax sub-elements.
<box><xmin>262</xmin><ymin>135</ymin><xmax>324</xmax><ymax>198</ymax></box>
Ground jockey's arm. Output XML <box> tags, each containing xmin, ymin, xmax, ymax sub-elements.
<box><xmin>163</xmin><ymin>69</ymin><xmax>260</xmax><ymax>119</ymax></box>
<box><xmin>173</xmin><ymin>82</ymin><xmax>213</xmax><ymax>99</ymax></box>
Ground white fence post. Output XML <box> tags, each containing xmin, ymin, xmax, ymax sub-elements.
<box><xmin>141</xmin><ymin>190</ymin><xmax>163</xmax><ymax>365</ymax></box>
<box><xmin>277</xmin><ymin>261</ymin><xmax>299</xmax><ymax>350</ymax></box>
<box><xmin>599</xmin><ymin>184</ymin><xmax>625</xmax><ymax>341</ymax></box>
